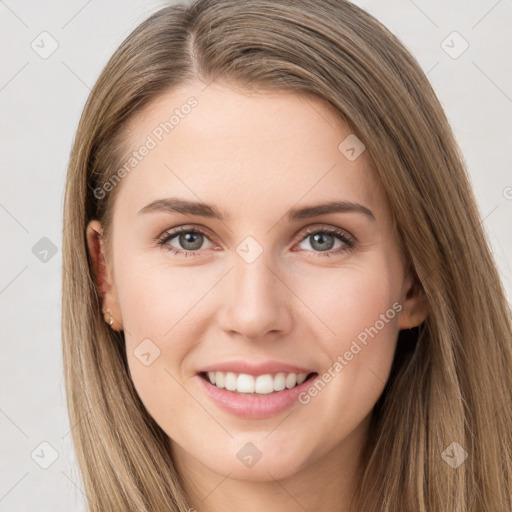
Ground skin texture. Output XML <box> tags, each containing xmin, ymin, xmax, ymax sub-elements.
<box><xmin>87</xmin><ymin>80</ymin><xmax>427</xmax><ymax>512</ymax></box>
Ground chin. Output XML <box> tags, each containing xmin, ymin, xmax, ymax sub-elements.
<box><xmin>198</xmin><ymin>434</ymin><xmax>312</xmax><ymax>481</ymax></box>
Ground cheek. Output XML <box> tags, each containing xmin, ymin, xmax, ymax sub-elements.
<box><xmin>294</xmin><ymin>259</ymin><xmax>400</xmax><ymax>347</ymax></box>
<box><xmin>114</xmin><ymin>255</ymin><xmax>216</xmax><ymax>415</ymax></box>
<box><xmin>294</xmin><ymin>259</ymin><xmax>401</xmax><ymax>407</ymax></box>
<box><xmin>115</xmin><ymin>249</ymin><xmax>214</xmax><ymax>341</ymax></box>
<box><xmin>114</xmin><ymin>281</ymin><xmax>220</xmax><ymax>475</ymax></box>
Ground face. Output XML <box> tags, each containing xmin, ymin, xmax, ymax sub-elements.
<box><xmin>87</xmin><ymin>80</ymin><xmax>426</xmax><ymax>486</ymax></box>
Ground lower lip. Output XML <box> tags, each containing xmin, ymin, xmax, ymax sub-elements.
<box><xmin>196</xmin><ymin>373</ymin><xmax>318</xmax><ymax>419</ymax></box>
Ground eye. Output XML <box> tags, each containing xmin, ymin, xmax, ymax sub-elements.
<box><xmin>155</xmin><ymin>224</ymin><xmax>356</xmax><ymax>258</ymax></box>
<box><xmin>293</xmin><ymin>225</ymin><xmax>355</xmax><ymax>257</ymax></box>
<box><xmin>156</xmin><ymin>226</ymin><xmax>215</xmax><ymax>256</ymax></box>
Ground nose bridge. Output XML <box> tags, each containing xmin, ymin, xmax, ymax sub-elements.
<box><xmin>218</xmin><ymin>241</ymin><xmax>292</xmax><ymax>339</ymax></box>
<box><xmin>233</xmin><ymin>232</ymin><xmax>279</xmax><ymax>300</ymax></box>
<box><xmin>234</xmin><ymin>247</ymin><xmax>277</xmax><ymax>303</ymax></box>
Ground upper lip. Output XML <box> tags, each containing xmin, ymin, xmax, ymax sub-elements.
<box><xmin>198</xmin><ymin>360</ymin><xmax>316</xmax><ymax>376</ymax></box>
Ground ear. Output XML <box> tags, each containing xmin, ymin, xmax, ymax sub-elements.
<box><xmin>398</xmin><ymin>265</ymin><xmax>427</xmax><ymax>329</ymax></box>
<box><xmin>86</xmin><ymin>219</ymin><xmax>123</xmax><ymax>331</ymax></box>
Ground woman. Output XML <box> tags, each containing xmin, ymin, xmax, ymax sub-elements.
<box><xmin>62</xmin><ymin>0</ymin><xmax>512</xmax><ymax>510</ymax></box>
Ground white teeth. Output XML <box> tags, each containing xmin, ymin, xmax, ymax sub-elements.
<box><xmin>225</xmin><ymin>372</ymin><xmax>237</xmax><ymax>391</ymax></box>
<box><xmin>296</xmin><ymin>373</ymin><xmax>308</xmax><ymax>385</ymax></box>
<box><xmin>255</xmin><ymin>374</ymin><xmax>274</xmax><ymax>394</ymax></box>
<box><xmin>285</xmin><ymin>373</ymin><xmax>297</xmax><ymax>388</ymax></box>
<box><xmin>215</xmin><ymin>371</ymin><xmax>225</xmax><ymax>388</ymax></box>
<box><xmin>205</xmin><ymin>371</ymin><xmax>310</xmax><ymax>394</ymax></box>
<box><xmin>274</xmin><ymin>372</ymin><xmax>286</xmax><ymax>391</ymax></box>
<box><xmin>237</xmin><ymin>373</ymin><xmax>255</xmax><ymax>393</ymax></box>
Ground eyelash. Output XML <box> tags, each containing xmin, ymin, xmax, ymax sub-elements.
<box><xmin>155</xmin><ymin>224</ymin><xmax>356</xmax><ymax>258</ymax></box>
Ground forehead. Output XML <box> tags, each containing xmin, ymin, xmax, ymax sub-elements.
<box><xmin>113</xmin><ymin>80</ymin><xmax>388</xmax><ymax>224</ymax></box>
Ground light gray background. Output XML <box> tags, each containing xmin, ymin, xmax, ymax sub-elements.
<box><xmin>1</xmin><ymin>1</ymin><xmax>511</xmax><ymax>510</ymax></box>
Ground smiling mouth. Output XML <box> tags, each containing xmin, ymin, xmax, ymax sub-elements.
<box><xmin>199</xmin><ymin>371</ymin><xmax>318</xmax><ymax>395</ymax></box>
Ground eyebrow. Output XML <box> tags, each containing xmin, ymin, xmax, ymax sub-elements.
<box><xmin>138</xmin><ymin>197</ymin><xmax>376</xmax><ymax>222</ymax></box>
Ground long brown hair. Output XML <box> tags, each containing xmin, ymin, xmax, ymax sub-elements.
<box><xmin>62</xmin><ymin>1</ymin><xmax>512</xmax><ymax>510</ymax></box>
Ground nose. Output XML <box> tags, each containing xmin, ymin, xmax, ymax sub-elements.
<box><xmin>217</xmin><ymin>251</ymin><xmax>294</xmax><ymax>341</ymax></box>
